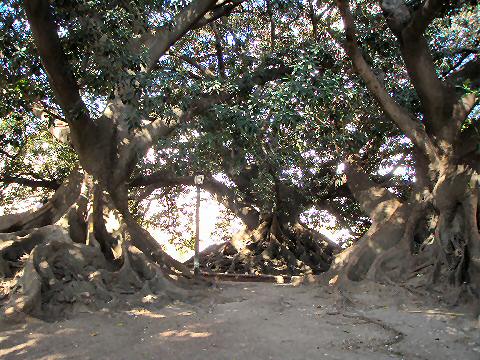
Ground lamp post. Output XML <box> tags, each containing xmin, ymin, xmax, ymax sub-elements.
<box><xmin>193</xmin><ymin>174</ymin><xmax>204</xmax><ymax>276</ymax></box>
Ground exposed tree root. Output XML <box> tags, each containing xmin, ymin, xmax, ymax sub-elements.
<box><xmin>1</xmin><ymin>226</ymin><xmax>190</xmax><ymax>322</ymax></box>
<box><xmin>110</xmin><ymin>186</ymin><xmax>193</xmax><ymax>278</ymax></box>
<box><xmin>340</xmin><ymin>313</ymin><xmax>405</xmax><ymax>348</ymax></box>
<box><xmin>188</xmin><ymin>215</ymin><xmax>339</xmax><ymax>276</ymax></box>
<box><xmin>0</xmin><ymin>168</ymin><xmax>84</xmax><ymax>233</ymax></box>
<box><xmin>0</xmin><ymin>226</ymin><xmax>66</xmax><ymax>278</ymax></box>
<box><xmin>321</xmin><ymin>162</ymin><xmax>480</xmax><ymax>312</ymax></box>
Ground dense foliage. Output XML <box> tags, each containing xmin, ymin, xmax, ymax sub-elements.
<box><xmin>0</xmin><ymin>0</ymin><xmax>478</xmax><ymax>256</ymax></box>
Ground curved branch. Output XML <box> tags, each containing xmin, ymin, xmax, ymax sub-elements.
<box><xmin>0</xmin><ymin>168</ymin><xmax>84</xmax><ymax>233</ymax></box>
<box><xmin>146</xmin><ymin>0</ymin><xmax>218</xmax><ymax>71</ymax></box>
<box><xmin>191</xmin><ymin>0</ymin><xmax>245</xmax><ymax>30</ymax></box>
<box><xmin>449</xmin><ymin>56</ymin><xmax>480</xmax><ymax>89</ymax></box>
<box><xmin>345</xmin><ymin>161</ymin><xmax>402</xmax><ymax>222</ymax></box>
<box><xmin>336</xmin><ymin>0</ymin><xmax>439</xmax><ymax>163</ymax></box>
<box><xmin>0</xmin><ymin>175</ymin><xmax>60</xmax><ymax>190</ymax></box>
<box><xmin>23</xmin><ymin>0</ymin><xmax>96</xmax><ymax>139</ymax></box>
<box><xmin>407</xmin><ymin>0</ymin><xmax>445</xmax><ymax>35</ymax></box>
<box><xmin>122</xmin><ymin>60</ymin><xmax>292</xmax><ymax>172</ymax></box>
<box><xmin>130</xmin><ymin>172</ymin><xmax>260</xmax><ymax>230</ymax></box>
<box><xmin>211</xmin><ymin>22</ymin><xmax>226</xmax><ymax>78</ymax></box>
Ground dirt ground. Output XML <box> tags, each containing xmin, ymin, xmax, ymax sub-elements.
<box><xmin>1</xmin><ymin>281</ymin><xmax>479</xmax><ymax>360</ymax></box>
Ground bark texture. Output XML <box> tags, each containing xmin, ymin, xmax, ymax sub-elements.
<box><xmin>1</xmin><ymin>226</ymin><xmax>188</xmax><ymax>322</ymax></box>
<box><xmin>329</xmin><ymin>0</ymin><xmax>480</xmax><ymax>300</ymax></box>
<box><xmin>188</xmin><ymin>214</ymin><xmax>339</xmax><ymax>276</ymax></box>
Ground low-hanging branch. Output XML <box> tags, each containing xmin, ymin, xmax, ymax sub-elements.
<box><xmin>0</xmin><ymin>175</ymin><xmax>60</xmax><ymax>190</ymax></box>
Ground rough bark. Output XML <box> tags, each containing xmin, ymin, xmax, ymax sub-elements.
<box><xmin>21</xmin><ymin>0</ymin><xmax>247</xmax><ymax>281</ymax></box>
<box><xmin>326</xmin><ymin>163</ymin><xmax>410</xmax><ymax>282</ymax></box>
<box><xmin>332</xmin><ymin>0</ymin><xmax>480</xmax><ymax>299</ymax></box>
<box><xmin>1</xmin><ymin>226</ymin><xmax>189</xmax><ymax>322</ymax></box>
<box><xmin>188</xmin><ymin>214</ymin><xmax>339</xmax><ymax>276</ymax></box>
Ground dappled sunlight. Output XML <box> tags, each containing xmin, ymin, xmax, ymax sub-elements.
<box><xmin>177</xmin><ymin>311</ymin><xmax>195</xmax><ymax>316</ymax></box>
<box><xmin>0</xmin><ymin>328</ymin><xmax>51</xmax><ymax>359</ymax></box>
<box><xmin>0</xmin><ymin>338</ymin><xmax>39</xmax><ymax>357</ymax></box>
<box><xmin>125</xmin><ymin>307</ymin><xmax>200</xmax><ymax>320</ymax></box>
<box><xmin>159</xmin><ymin>328</ymin><xmax>211</xmax><ymax>339</ymax></box>
<box><xmin>0</xmin><ymin>283</ymin><xmax>479</xmax><ymax>359</ymax></box>
<box><xmin>126</xmin><ymin>309</ymin><xmax>167</xmax><ymax>319</ymax></box>
<box><xmin>404</xmin><ymin>308</ymin><xmax>467</xmax><ymax>319</ymax></box>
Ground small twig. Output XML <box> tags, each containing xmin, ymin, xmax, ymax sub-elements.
<box><xmin>342</xmin><ymin>313</ymin><xmax>405</xmax><ymax>347</ymax></box>
<box><xmin>404</xmin><ymin>309</ymin><xmax>465</xmax><ymax>317</ymax></box>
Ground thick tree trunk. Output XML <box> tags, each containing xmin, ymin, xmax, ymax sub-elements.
<box><xmin>432</xmin><ymin>163</ymin><xmax>480</xmax><ymax>289</ymax></box>
<box><xmin>328</xmin><ymin>202</ymin><xmax>413</xmax><ymax>283</ymax></box>
<box><xmin>326</xmin><ymin>160</ymin><xmax>480</xmax><ymax>298</ymax></box>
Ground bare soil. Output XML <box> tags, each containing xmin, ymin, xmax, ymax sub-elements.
<box><xmin>1</xmin><ymin>281</ymin><xmax>479</xmax><ymax>360</ymax></box>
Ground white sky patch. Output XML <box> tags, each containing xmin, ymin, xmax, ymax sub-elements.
<box><xmin>213</xmin><ymin>172</ymin><xmax>235</xmax><ymax>187</ymax></box>
<box><xmin>345</xmin><ymin>123</ymin><xmax>356</xmax><ymax>133</ymax></box>
<box><xmin>393</xmin><ymin>166</ymin><xmax>406</xmax><ymax>176</ymax></box>
<box><xmin>146</xmin><ymin>148</ymin><xmax>156</xmax><ymax>163</ymax></box>
<box><xmin>146</xmin><ymin>187</ymin><xmax>243</xmax><ymax>262</ymax></box>
<box><xmin>226</xmin><ymin>34</ymin><xmax>235</xmax><ymax>45</ymax></box>
<box><xmin>300</xmin><ymin>207</ymin><xmax>354</xmax><ymax>246</ymax></box>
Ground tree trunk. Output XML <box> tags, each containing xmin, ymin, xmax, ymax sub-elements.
<box><xmin>334</xmin><ymin>0</ymin><xmax>480</xmax><ymax>300</ymax></box>
<box><xmin>189</xmin><ymin>213</ymin><xmax>339</xmax><ymax>275</ymax></box>
<box><xmin>326</xmin><ymin>160</ymin><xmax>480</xmax><ymax>299</ymax></box>
<box><xmin>432</xmin><ymin>163</ymin><xmax>480</xmax><ymax>289</ymax></box>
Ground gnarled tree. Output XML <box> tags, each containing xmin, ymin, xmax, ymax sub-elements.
<box><xmin>327</xmin><ymin>0</ymin><xmax>479</xmax><ymax>297</ymax></box>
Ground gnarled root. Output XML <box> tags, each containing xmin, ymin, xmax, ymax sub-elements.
<box><xmin>1</xmin><ymin>226</ymin><xmax>190</xmax><ymax>322</ymax></box>
<box><xmin>0</xmin><ymin>225</ymin><xmax>66</xmax><ymax>278</ymax></box>
<box><xmin>190</xmin><ymin>215</ymin><xmax>337</xmax><ymax>275</ymax></box>
<box><xmin>0</xmin><ymin>168</ymin><xmax>84</xmax><ymax>233</ymax></box>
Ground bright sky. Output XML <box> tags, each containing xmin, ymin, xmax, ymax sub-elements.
<box><xmin>145</xmin><ymin>185</ymin><xmax>354</xmax><ymax>262</ymax></box>
<box><xmin>144</xmin><ymin>187</ymin><xmax>244</xmax><ymax>262</ymax></box>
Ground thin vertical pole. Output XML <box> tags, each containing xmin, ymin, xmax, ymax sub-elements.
<box><xmin>194</xmin><ymin>184</ymin><xmax>200</xmax><ymax>276</ymax></box>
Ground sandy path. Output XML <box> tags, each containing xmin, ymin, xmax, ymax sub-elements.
<box><xmin>1</xmin><ymin>282</ymin><xmax>479</xmax><ymax>360</ymax></box>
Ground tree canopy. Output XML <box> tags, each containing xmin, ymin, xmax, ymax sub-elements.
<box><xmin>0</xmin><ymin>0</ymin><xmax>479</xmax><ymax>319</ymax></box>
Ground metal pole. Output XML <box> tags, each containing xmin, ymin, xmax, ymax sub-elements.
<box><xmin>194</xmin><ymin>184</ymin><xmax>200</xmax><ymax>276</ymax></box>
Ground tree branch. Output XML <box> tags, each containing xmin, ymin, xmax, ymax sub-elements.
<box><xmin>211</xmin><ymin>22</ymin><xmax>226</xmax><ymax>78</ymax></box>
<box><xmin>146</xmin><ymin>1</ymin><xmax>247</xmax><ymax>71</ymax></box>
<box><xmin>449</xmin><ymin>56</ymin><xmax>480</xmax><ymax>89</ymax></box>
<box><xmin>0</xmin><ymin>175</ymin><xmax>60</xmax><ymax>190</ymax></box>
<box><xmin>380</xmin><ymin>0</ymin><xmax>452</xmax><ymax>141</ymax></box>
<box><xmin>175</xmin><ymin>54</ymin><xmax>216</xmax><ymax>78</ymax></box>
<box><xmin>345</xmin><ymin>161</ymin><xmax>402</xmax><ymax>222</ymax></box>
<box><xmin>130</xmin><ymin>171</ymin><xmax>260</xmax><ymax>229</ymax></box>
<box><xmin>146</xmin><ymin>0</ymin><xmax>218</xmax><ymax>71</ymax></box>
<box><xmin>407</xmin><ymin>0</ymin><xmax>445</xmax><ymax>35</ymax></box>
<box><xmin>23</xmin><ymin>0</ymin><xmax>95</xmax><ymax>132</ymax></box>
<box><xmin>124</xmin><ymin>59</ymin><xmax>292</xmax><ymax>169</ymax></box>
<box><xmin>23</xmin><ymin>0</ymin><xmax>107</xmax><ymax>178</ymax></box>
<box><xmin>0</xmin><ymin>149</ymin><xmax>15</xmax><ymax>160</ymax></box>
<box><xmin>337</xmin><ymin>0</ymin><xmax>439</xmax><ymax>163</ymax></box>
<box><xmin>190</xmin><ymin>0</ymin><xmax>246</xmax><ymax>30</ymax></box>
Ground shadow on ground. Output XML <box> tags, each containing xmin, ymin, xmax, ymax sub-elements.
<box><xmin>1</xmin><ymin>282</ymin><xmax>479</xmax><ymax>360</ymax></box>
